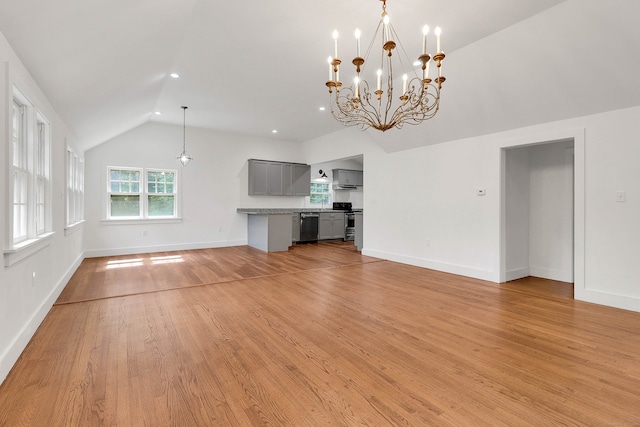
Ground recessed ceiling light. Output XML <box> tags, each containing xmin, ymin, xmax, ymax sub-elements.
<box><xmin>170</xmin><ymin>73</ymin><xmax>180</xmax><ymax>78</ymax></box>
<box><xmin>319</xmin><ymin>107</ymin><xmax>326</xmax><ymax>111</ymax></box>
<box><xmin>154</xmin><ymin>111</ymin><xmax>162</xmax><ymax>115</ymax></box>
<box><xmin>272</xmin><ymin>130</ymin><xmax>278</xmax><ymax>134</ymax></box>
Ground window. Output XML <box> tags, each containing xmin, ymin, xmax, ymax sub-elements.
<box><xmin>147</xmin><ymin>170</ymin><xmax>176</xmax><ymax>217</ymax></box>
<box><xmin>66</xmin><ymin>147</ymin><xmax>85</xmax><ymax>227</ymax></box>
<box><xmin>310</xmin><ymin>182</ymin><xmax>331</xmax><ymax>205</ymax></box>
<box><xmin>8</xmin><ymin>87</ymin><xmax>52</xmax><ymax>247</ymax></box>
<box><xmin>107</xmin><ymin>167</ymin><xmax>177</xmax><ymax>219</ymax></box>
<box><xmin>35</xmin><ymin>116</ymin><xmax>51</xmax><ymax>235</ymax></box>
<box><xmin>12</xmin><ymin>99</ymin><xmax>28</xmax><ymax>243</ymax></box>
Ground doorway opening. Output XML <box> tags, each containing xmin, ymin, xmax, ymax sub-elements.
<box><xmin>499</xmin><ymin>130</ymin><xmax>585</xmax><ymax>299</ymax></box>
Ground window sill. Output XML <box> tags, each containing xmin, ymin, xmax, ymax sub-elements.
<box><xmin>65</xmin><ymin>220</ymin><xmax>85</xmax><ymax>236</ymax></box>
<box><xmin>101</xmin><ymin>218</ymin><xmax>183</xmax><ymax>226</ymax></box>
<box><xmin>4</xmin><ymin>232</ymin><xmax>55</xmax><ymax>267</ymax></box>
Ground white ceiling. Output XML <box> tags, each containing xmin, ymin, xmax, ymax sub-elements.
<box><xmin>1</xmin><ymin>0</ymin><xmax>638</xmax><ymax>152</ymax></box>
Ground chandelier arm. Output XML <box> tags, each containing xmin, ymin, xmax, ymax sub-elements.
<box><xmin>357</xmin><ymin>83</ymin><xmax>387</xmax><ymax>129</ymax></box>
<box><xmin>331</xmin><ymin>85</ymin><xmax>379</xmax><ymax>130</ymax></box>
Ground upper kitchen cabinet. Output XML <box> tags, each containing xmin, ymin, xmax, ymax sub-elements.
<box><xmin>248</xmin><ymin>159</ymin><xmax>310</xmax><ymax>196</ymax></box>
<box><xmin>333</xmin><ymin>168</ymin><xmax>363</xmax><ymax>190</ymax></box>
<box><xmin>291</xmin><ymin>164</ymin><xmax>311</xmax><ymax>196</ymax></box>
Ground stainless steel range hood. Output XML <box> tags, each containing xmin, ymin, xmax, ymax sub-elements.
<box><xmin>332</xmin><ymin>184</ymin><xmax>358</xmax><ymax>190</ymax></box>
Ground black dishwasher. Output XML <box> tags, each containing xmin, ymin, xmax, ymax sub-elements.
<box><xmin>299</xmin><ymin>213</ymin><xmax>319</xmax><ymax>243</ymax></box>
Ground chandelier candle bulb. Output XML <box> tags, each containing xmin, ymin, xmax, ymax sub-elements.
<box><xmin>383</xmin><ymin>14</ymin><xmax>390</xmax><ymax>42</ymax></box>
<box><xmin>377</xmin><ymin>69</ymin><xmax>382</xmax><ymax>90</ymax></box>
<box><xmin>333</xmin><ymin>30</ymin><xmax>339</xmax><ymax>58</ymax></box>
<box><xmin>422</xmin><ymin>25</ymin><xmax>429</xmax><ymax>54</ymax></box>
<box><xmin>435</xmin><ymin>27</ymin><xmax>442</xmax><ymax>53</ymax></box>
<box><xmin>355</xmin><ymin>28</ymin><xmax>361</xmax><ymax>57</ymax></box>
<box><xmin>402</xmin><ymin>74</ymin><xmax>407</xmax><ymax>93</ymax></box>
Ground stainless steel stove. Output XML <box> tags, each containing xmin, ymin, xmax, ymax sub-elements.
<box><xmin>332</xmin><ymin>202</ymin><xmax>355</xmax><ymax>241</ymax></box>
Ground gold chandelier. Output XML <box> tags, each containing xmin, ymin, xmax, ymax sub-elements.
<box><xmin>325</xmin><ymin>0</ymin><xmax>446</xmax><ymax>132</ymax></box>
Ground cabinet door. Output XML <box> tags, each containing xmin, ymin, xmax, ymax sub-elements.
<box><xmin>292</xmin><ymin>213</ymin><xmax>300</xmax><ymax>242</ymax></box>
<box><xmin>331</xmin><ymin>215</ymin><xmax>345</xmax><ymax>239</ymax></box>
<box><xmin>355</xmin><ymin>170</ymin><xmax>364</xmax><ymax>186</ymax></box>
<box><xmin>318</xmin><ymin>213</ymin><xmax>333</xmax><ymax>240</ymax></box>
<box><xmin>267</xmin><ymin>162</ymin><xmax>284</xmax><ymax>195</ymax></box>
<box><xmin>248</xmin><ymin>160</ymin><xmax>269</xmax><ymax>195</ymax></box>
<box><xmin>292</xmin><ymin>164</ymin><xmax>311</xmax><ymax>196</ymax></box>
<box><xmin>283</xmin><ymin>163</ymin><xmax>293</xmax><ymax>196</ymax></box>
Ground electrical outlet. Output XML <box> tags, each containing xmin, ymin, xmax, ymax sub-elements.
<box><xmin>616</xmin><ymin>191</ymin><xmax>626</xmax><ymax>203</ymax></box>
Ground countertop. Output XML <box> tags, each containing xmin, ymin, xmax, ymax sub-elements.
<box><xmin>237</xmin><ymin>208</ymin><xmax>362</xmax><ymax>214</ymax></box>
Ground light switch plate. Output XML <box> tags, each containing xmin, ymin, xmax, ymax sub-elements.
<box><xmin>616</xmin><ymin>191</ymin><xmax>626</xmax><ymax>202</ymax></box>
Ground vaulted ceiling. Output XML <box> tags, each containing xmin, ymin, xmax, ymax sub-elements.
<box><xmin>0</xmin><ymin>0</ymin><xmax>638</xmax><ymax>153</ymax></box>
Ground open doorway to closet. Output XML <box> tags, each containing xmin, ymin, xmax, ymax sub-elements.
<box><xmin>502</xmin><ymin>139</ymin><xmax>575</xmax><ymax>285</ymax></box>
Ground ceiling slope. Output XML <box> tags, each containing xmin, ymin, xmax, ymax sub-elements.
<box><xmin>0</xmin><ymin>0</ymin><xmax>600</xmax><ymax>152</ymax></box>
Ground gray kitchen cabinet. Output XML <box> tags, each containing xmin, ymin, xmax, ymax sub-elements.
<box><xmin>292</xmin><ymin>164</ymin><xmax>311</xmax><ymax>196</ymax></box>
<box><xmin>267</xmin><ymin>162</ymin><xmax>284</xmax><ymax>195</ymax></box>
<box><xmin>318</xmin><ymin>212</ymin><xmax>345</xmax><ymax>240</ymax></box>
<box><xmin>248</xmin><ymin>159</ymin><xmax>310</xmax><ymax>196</ymax></box>
<box><xmin>248</xmin><ymin>160</ymin><xmax>269</xmax><ymax>195</ymax></box>
<box><xmin>292</xmin><ymin>213</ymin><xmax>300</xmax><ymax>242</ymax></box>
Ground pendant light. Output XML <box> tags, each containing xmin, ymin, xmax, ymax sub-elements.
<box><xmin>176</xmin><ymin>105</ymin><xmax>192</xmax><ymax>166</ymax></box>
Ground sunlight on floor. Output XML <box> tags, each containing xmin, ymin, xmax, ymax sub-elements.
<box><xmin>106</xmin><ymin>258</ymin><xmax>144</xmax><ymax>269</ymax></box>
<box><xmin>150</xmin><ymin>255</ymin><xmax>184</xmax><ymax>265</ymax></box>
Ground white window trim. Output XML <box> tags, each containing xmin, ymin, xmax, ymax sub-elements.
<box><xmin>105</xmin><ymin>166</ymin><xmax>181</xmax><ymax>221</ymax></box>
<box><xmin>66</xmin><ymin>145</ymin><xmax>85</xmax><ymax>228</ymax></box>
<box><xmin>4</xmin><ymin>85</ymin><xmax>54</xmax><ymax>266</ymax></box>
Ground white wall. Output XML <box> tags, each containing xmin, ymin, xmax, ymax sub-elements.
<box><xmin>302</xmin><ymin>106</ymin><xmax>640</xmax><ymax>312</ymax></box>
<box><xmin>83</xmin><ymin>122</ymin><xmax>308</xmax><ymax>256</ymax></box>
<box><xmin>0</xmin><ymin>32</ymin><xmax>84</xmax><ymax>383</ymax></box>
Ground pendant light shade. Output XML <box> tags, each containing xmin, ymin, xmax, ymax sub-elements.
<box><xmin>176</xmin><ymin>106</ymin><xmax>192</xmax><ymax>166</ymax></box>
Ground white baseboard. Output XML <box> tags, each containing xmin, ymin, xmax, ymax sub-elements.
<box><xmin>506</xmin><ymin>267</ymin><xmax>531</xmax><ymax>282</ymax></box>
<box><xmin>362</xmin><ymin>249</ymin><xmax>497</xmax><ymax>282</ymax></box>
<box><xmin>575</xmin><ymin>287</ymin><xmax>640</xmax><ymax>313</ymax></box>
<box><xmin>529</xmin><ymin>266</ymin><xmax>573</xmax><ymax>283</ymax></box>
<box><xmin>84</xmin><ymin>240</ymin><xmax>247</xmax><ymax>258</ymax></box>
<box><xmin>0</xmin><ymin>252</ymin><xmax>84</xmax><ymax>384</ymax></box>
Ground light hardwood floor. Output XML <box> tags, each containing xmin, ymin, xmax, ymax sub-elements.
<box><xmin>1</xmin><ymin>242</ymin><xmax>639</xmax><ymax>426</ymax></box>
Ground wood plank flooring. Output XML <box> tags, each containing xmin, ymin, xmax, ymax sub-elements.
<box><xmin>1</xmin><ymin>242</ymin><xmax>640</xmax><ymax>426</ymax></box>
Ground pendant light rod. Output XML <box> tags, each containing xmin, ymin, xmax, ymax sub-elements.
<box><xmin>177</xmin><ymin>105</ymin><xmax>193</xmax><ymax>166</ymax></box>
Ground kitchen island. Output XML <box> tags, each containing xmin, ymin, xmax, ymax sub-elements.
<box><xmin>237</xmin><ymin>208</ymin><xmax>362</xmax><ymax>252</ymax></box>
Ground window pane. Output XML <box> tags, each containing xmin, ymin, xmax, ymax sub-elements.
<box><xmin>121</xmin><ymin>182</ymin><xmax>130</xmax><ymax>192</ymax></box>
<box><xmin>148</xmin><ymin>195</ymin><xmax>175</xmax><ymax>217</ymax></box>
<box><xmin>110</xmin><ymin>195</ymin><xmax>140</xmax><ymax>217</ymax></box>
<box><xmin>148</xmin><ymin>182</ymin><xmax>157</xmax><ymax>193</ymax></box>
<box><xmin>111</xmin><ymin>182</ymin><xmax>119</xmax><ymax>192</ymax></box>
